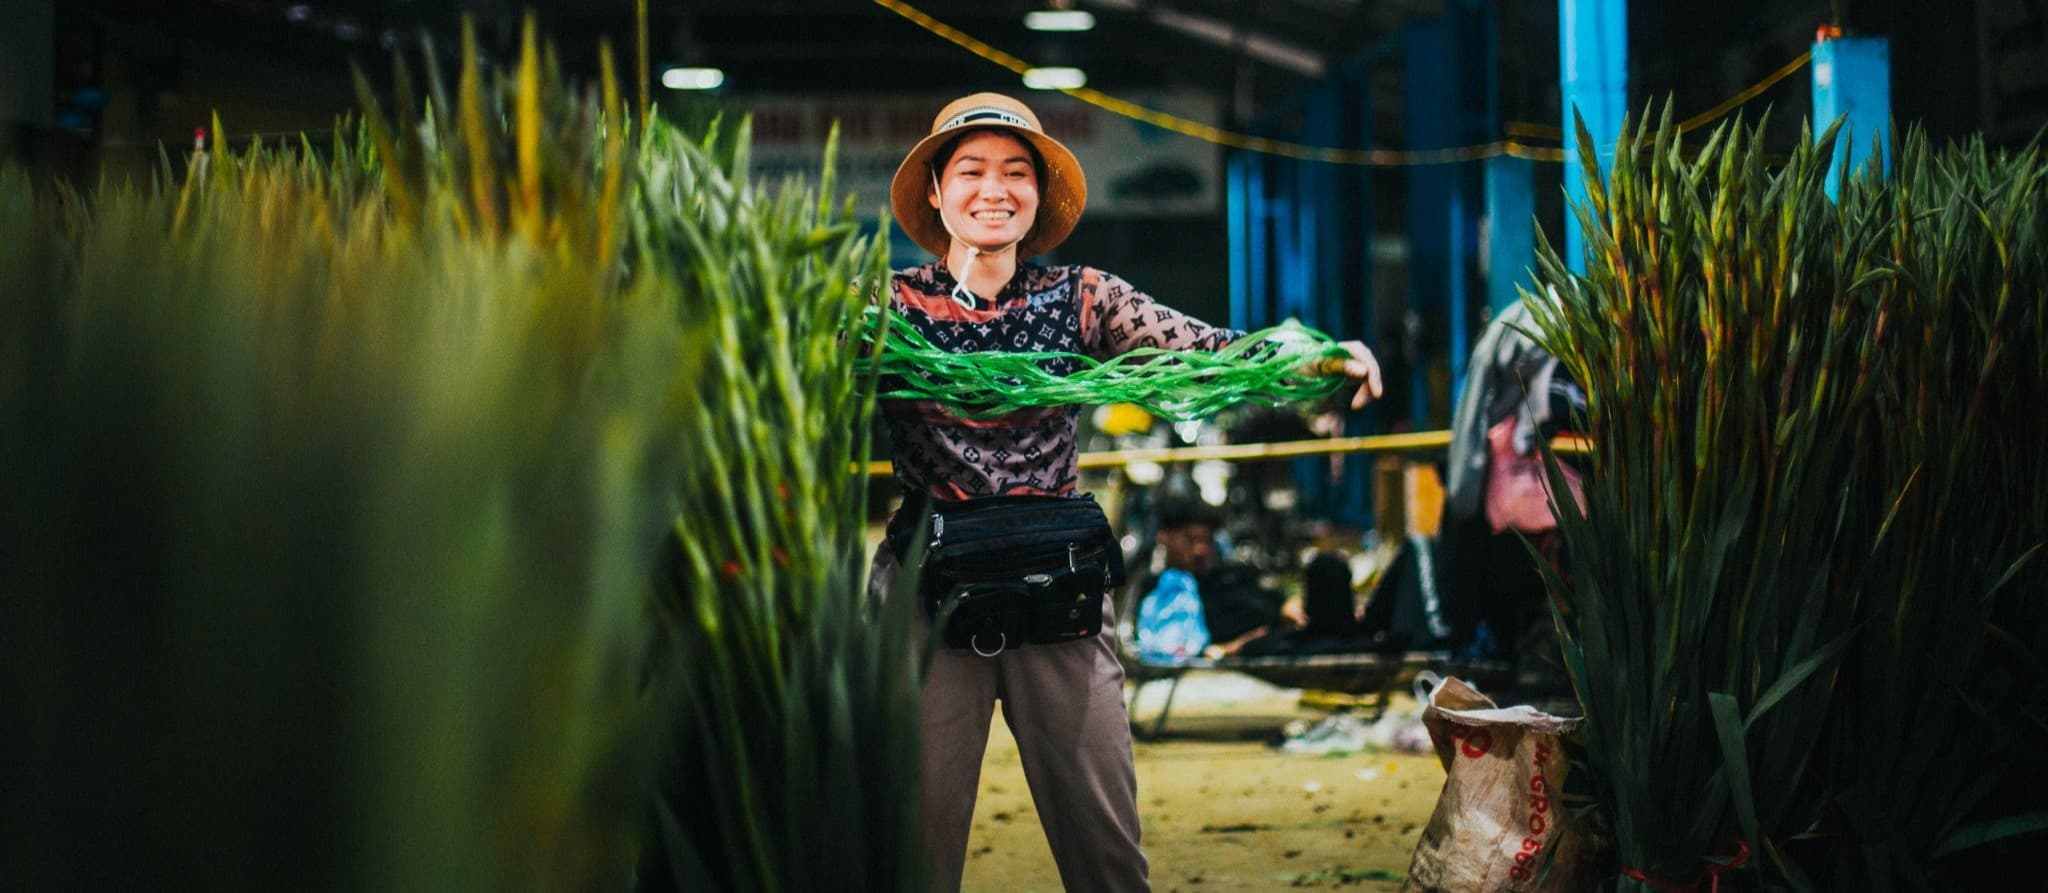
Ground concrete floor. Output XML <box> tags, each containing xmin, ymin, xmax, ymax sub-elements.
<box><xmin>958</xmin><ymin>673</ymin><xmax>1446</xmax><ymax>893</ymax></box>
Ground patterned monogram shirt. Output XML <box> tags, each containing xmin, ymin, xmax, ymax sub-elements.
<box><xmin>883</xmin><ymin>260</ymin><xmax>1243</xmax><ymax>500</ymax></box>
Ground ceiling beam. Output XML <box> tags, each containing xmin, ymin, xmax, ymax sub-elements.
<box><xmin>1084</xmin><ymin>0</ymin><xmax>1328</xmax><ymax>78</ymax></box>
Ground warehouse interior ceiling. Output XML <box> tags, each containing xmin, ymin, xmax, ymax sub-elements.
<box><xmin>74</xmin><ymin>0</ymin><xmax>1468</xmax><ymax>129</ymax></box>
<box><xmin>56</xmin><ymin>1</ymin><xmax>2032</xmax><ymax>163</ymax></box>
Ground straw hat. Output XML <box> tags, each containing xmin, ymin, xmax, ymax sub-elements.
<box><xmin>890</xmin><ymin>92</ymin><xmax>1087</xmax><ymax>260</ymax></box>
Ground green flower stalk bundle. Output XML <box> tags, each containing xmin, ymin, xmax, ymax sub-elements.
<box><xmin>1526</xmin><ymin>107</ymin><xmax>2047</xmax><ymax>891</ymax></box>
<box><xmin>633</xmin><ymin>118</ymin><xmax>925</xmax><ymax>891</ymax></box>
<box><xmin>1815</xmin><ymin>132</ymin><xmax>2048</xmax><ymax>890</ymax></box>
<box><xmin>2</xmin><ymin>21</ymin><xmax>681</xmax><ymax>890</ymax></box>
<box><xmin>2</xmin><ymin>17</ymin><xmax>926</xmax><ymax>891</ymax></box>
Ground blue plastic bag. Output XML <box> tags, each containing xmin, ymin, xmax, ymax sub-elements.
<box><xmin>1136</xmin><ymin>569</ymin><xmax>1210</xmax><ymax>663</ymax></box>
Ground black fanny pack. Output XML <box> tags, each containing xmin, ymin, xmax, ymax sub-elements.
<box><xmin>888</xmin><ymin>493</ymin><xmax>1126</xmax><ymax>657</ymax></box>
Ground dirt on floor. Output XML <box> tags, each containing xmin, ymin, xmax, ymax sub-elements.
<box><xmin>958</xmin><ymin>675</ymin><xmax>1446</xmax><ymax>893</ymax></box>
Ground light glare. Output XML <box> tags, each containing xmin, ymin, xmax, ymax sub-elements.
<box><xmin>1024</xmin><ymin>10</ymin><xmax>1095</xmax><ymax>31</ymax></box>
<box><xmin>661</xmin><ymin>67</ymin><xmax>726</xmax><ymax>91</ymax></box>
<box><xmin>1022</xmin><ymin>67</ymin><xmax>1086</xmax><ymax>90</ymax></box>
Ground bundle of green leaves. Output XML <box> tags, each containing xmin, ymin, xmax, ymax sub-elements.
<box><xmin>2</xmin><ymin>16</ymin><xmax>922</xmax><ymax>891</ymax></box>
<box><xmin>1526</xmin><ymin>107</ymin><xmax>2046</xmax><ymax>890</ymax></box>
<box><xmin>632</xmin><ymin>110</ymin><xmax>925</xmax><ymax>893</ymax></box>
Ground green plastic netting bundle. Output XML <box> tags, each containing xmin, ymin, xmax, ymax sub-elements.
<box><xmin>852</xmin><ymin>308</ymin><xmax>1352</xmax><ymax>421</ymax></box>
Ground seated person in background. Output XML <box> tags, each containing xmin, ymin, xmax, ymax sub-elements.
<box><xmin>1356</xmin><ymin>534</ymin><xmax>1456</xmax><ymax>653</ymax></box>
<box><xmin>1147</xmin><ymin>497</ymin><xmax>1302</xmax><ymax>658</ymax></box>
<box><xmin>1271</xmin><ymin>551</ymin><xmax>1370</xmax><ymax>655</ymax></box>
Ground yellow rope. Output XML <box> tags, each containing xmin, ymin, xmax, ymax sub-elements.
<box><xmin>871</xmin><ymin>0</ymin><xmax>1564</xmax><ymax>166</ymax></box>
<box><xmin>874</xmin><ymin>0</ymin><xmax>1811</xmax><ymax>166</ymax></box>
<box><xmin>1675</xmin><ymin>49</ymin><xmax>1812</xmax><ymax>133</ymax></box>
<box><xmin>858</xmin><ymin>431</ymin><xmax>1591</xmax><ymax>477</ymax></box>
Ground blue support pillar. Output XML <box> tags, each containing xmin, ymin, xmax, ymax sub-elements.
<box><xmin>1305</xmin><ymin>82</ymin><xmax>1343</xmax><ymax>334</ymax></box>
<box><xmin>1445</xmin><ymin>0</ymin><xmax>1495</xmax><ymax>404</ymax></box>
<box><xmin>1404</xmin><ymin>21</ymin><xmax>1451</xmax><ymax>430</ymax></box>
<box><xmin>1227</xmin><ymin>147</ymin><xmax>1277</xmax><ymax>331</ymax></box>
<box><xmin>1270</xmin><ymin>162</ymin><xmax>1296</xmax><ymax>326</ymax></box>
<box><xmin>1445</xmin><ymin>169</ymin><xmax>1475</xmax><ymax>410</ymax></box>
<box><xmin>1297</xmin><ymin>83</ymin><xmax>1345</xmax><ymax>514</ymax></box>
<box><xmin>1244</xmin><ymin>152</ymin><xmax>1273</xmax><ymax>330</ymax></box>
<box><xmin>1404</xmin><ymin>15</ymin><xmax>1486</xmax><ymax>429</ymax></box>
<box><xmin>1348</xmin><ymin>59</ymin><xmax>1376</xmax><ymax>349</ymax></box>
<box><xmin>1227</xmin><ymin>150</ymin><xmax>1251</xmax><ymax>332</ymax></box>
<box><xmin>1559</xmin><ymin>0</ymin><xmax>1627</xmax><ymax>274</ymax></box>
<box><xmin>1288</xmin><ymin>184</ymin><xmax>1317</xmax><ymax>505</ymax></box>
<box><xmin>1274</xmin><ymin>158</ymin><xmax>1311</xmax><ymax>325</ymax></box>
<box><xmin>1813</xmin><ymin>35</ymin><xmax>1892</xmax><ymax>197</ymax></box>
<box><xmin>1342</xmin><ymin>60</ymin><xmax>1377</xmax><ymax>529</ymax></box>
<box><xmin>1485</xmin><ymin>155</ymin><xmax>1536</xmax><ymax>315</ymax></box>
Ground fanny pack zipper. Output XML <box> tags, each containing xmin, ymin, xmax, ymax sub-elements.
<box><xmin>935</xmin><ymin>541</ymin><xmax>1115</xmax><ymax>584</ymax></box>
<box><xmin>921</xmin><ymin>499</ymin><xmax>1103</xmax><ymax>564</ymax></box>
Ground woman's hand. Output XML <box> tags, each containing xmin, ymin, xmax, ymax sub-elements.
<box><xmin>1334</xmin><ymin>340</ymin><xmax>1383</xmax><ymax>409</ymax></box>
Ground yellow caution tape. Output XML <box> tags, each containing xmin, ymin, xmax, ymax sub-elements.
<box><xmin>875</xmin><ymin>0</ymin><xmax>1811</xmax><ymax>167</ymax></box>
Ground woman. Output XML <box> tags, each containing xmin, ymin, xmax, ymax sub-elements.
<box><xmin>870</xmin><ymin>92</ymin><xmax>1381</xmax><ymax>893</ymax></box>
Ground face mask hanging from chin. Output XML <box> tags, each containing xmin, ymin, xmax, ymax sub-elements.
<box><xmin>931</xmin><ymin>169</ymin><xmax>1025</xmax><ymax>312</ymax></box>
<box><xmin>950</xmin><ymin>257</ymin><xmax>981</xmax><ymax>311</ymax></box>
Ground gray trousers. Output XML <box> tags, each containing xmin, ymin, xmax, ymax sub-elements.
<box><xmin>870</xmin><ymin>545</ymin><xmax>1150</xmax><ymax>893</ymax></box>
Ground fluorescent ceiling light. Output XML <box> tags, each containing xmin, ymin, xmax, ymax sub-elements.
<box><xmin>660</xmin><ymin>67</ymin><xmax>725</xmax><ymax>91</ymax></box>
<box><xmin>1023</xmin><ymin>67</ymin><xmax>1087</xmax><ymax>90</ymax></box>
<box><xmin>1025</xmin><ymin>10</ymin><xmax>1095</xmax><ymax>31</ymax></box>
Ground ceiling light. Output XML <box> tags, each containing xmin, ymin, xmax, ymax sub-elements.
<box><xmin>1022</xmin><ymin>67</ymin><xmax>1086</xmax><ymax>90</ymax></box>
<box><xmin>660</xmin><ymin>67</ymin><xmax>726</xmax><ymax>91</ymax></box>
<box><xmin>1025</xmin><ymin>10</ymin><xmax>1095</xmax><ymax>31</ymax></box>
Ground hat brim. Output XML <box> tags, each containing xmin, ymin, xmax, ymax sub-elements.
<box><xmin>890</xmin><ymin>123</ymin><xmax>1086</xmax><ymax>261</ymax></box>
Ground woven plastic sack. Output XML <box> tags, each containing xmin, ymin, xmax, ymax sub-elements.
<box><xmin>1402</xmin><ymin>677</ymin><xmax>1600</xmax><ymax>892</ymax></box>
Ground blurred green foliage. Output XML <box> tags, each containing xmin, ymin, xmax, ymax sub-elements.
<box><xmin>2</xmin><ymin>14</ymin><xmax>919</xmax><ymax>892</ymax></box>
<box><xmin>1527</xmin><ymin>109</ymin><xmax>2047</xmax><ymax>890</ymax></box>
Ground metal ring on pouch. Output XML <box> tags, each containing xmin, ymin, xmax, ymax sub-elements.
<box><xmin>972</xmin><ymin>631</ymin><xmax>1007</xmax><ymax>658</ymax></box>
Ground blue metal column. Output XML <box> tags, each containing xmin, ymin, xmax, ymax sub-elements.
<box><xmin>1248</xmin><ymin>150</ymin><xmax>1272</xmax><ymax>329</ymax></box>
<box><xmin>1445</xmin><ymin>0</ymin><xmax>1495</xmax><ymax>405</ymax></box>
<box><xmin>1404</xmin><ymin>20</ymin><xmax>1451</xmax><ymax>429</ymax></box>
<box><xmin>1273</xmin><ymin>156</ymin><xmax>1310</xmax><ymax>325</ymax></box>
<box><xmin>1233</xmin><ymin>148</ymin><xmax>1273</xmax><ymax>330</ymax></box>
<box><xmin>1227</xmin><ymin>150</ymin><xmax>1251</xmax><ymax>331</ymax></box>
<box><xmin>1305</xmin><ymin>82</ymin><xmax>1343</xmax><ymax>334</ymax></box>
<box><xmin>1289</xmin><ymin>167</ymin><xmax>1319</xmax><ymax>326</ymax></box>
<box><xmin>1294</xmin><ymin>83</ymin><xmax>1344</xmax><ymax>513</ymax></box>
<box><xmin>1228</xmin><ymin>148</ymin><xmax>1276</xmax><ymax>332</ymax></box>
<box><xmin>1272</xmin><ymin>147</ymin><xmax>1322</xmax><ymax>506</ymax></box>
<box><xmin>1404</xmin><ymin>14</ymin><xmax>1486</xmax><ymax>429</ymax></box>
<box><xmin>1445</xmin><ymin>170</ymin><xmax>1475</xmax><ymax>415</ymax></box>
<box><xmin>1813</xmin><ymin>35</ymin><xmax>1892</xmax><ymax>198</ymax></box>
<box><xmin>1342</xmin><ymin>59</ymin><xmax>1378</xmax><ymax>529</ymax></box>
<box><xmin>1269</xmin><ymin>160</ymin><xmax>1294</xmax><ymax>326</ymax></box>
<box><xmin>1559</xmin><ymin>0</ymin><xmax>1627</xmax><ymax>274</ymax></box>
<box><xmin>1485</xmin><ymin>155</ymin><xmax>1536</xmax><ymax>315</ymax></box>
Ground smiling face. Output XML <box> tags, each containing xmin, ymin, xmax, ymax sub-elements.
<box><xmin>928</xmin><ymin>129</ymin><xmax>1041</xmax><ymax>254</ymax></box>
